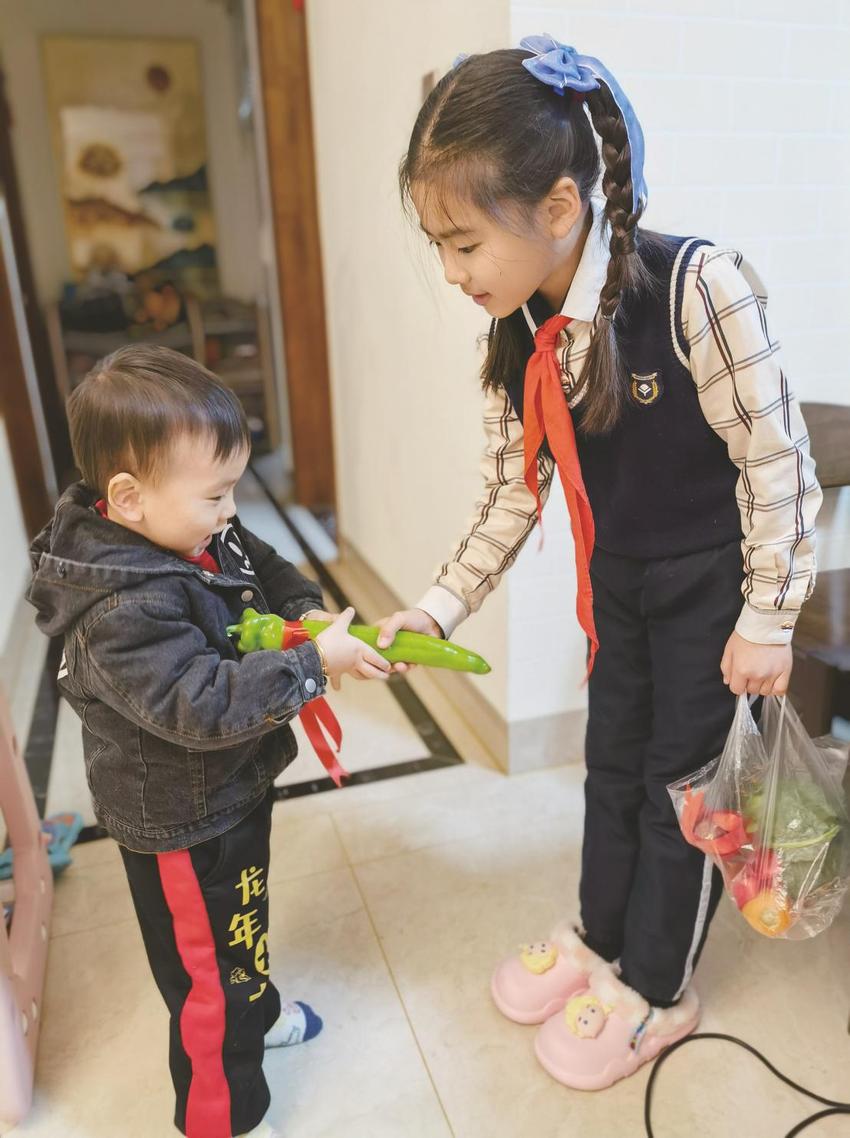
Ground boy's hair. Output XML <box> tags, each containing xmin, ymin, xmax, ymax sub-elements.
<box><xmin>400</xmin><ymin>49</ymin><xmax>662</xmax><ymax>435</ymax></box>
<box><xmin>67</xmin><ymin>344</ymin><xmax>250</xmax><ymax>494</ymax></box>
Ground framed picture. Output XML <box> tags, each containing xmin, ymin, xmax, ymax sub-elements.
<box><xmin>42</xmin><ymin>35</ymin><xmax>219</xmax><ymax>297</ymax></box>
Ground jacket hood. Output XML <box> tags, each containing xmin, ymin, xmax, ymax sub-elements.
<box><xmin>27</xmin><ymin>482</ymin><xmax>199</xmax><ymax>637</ymax></box>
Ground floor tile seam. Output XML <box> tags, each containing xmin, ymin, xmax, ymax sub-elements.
<box><xmin>48</xmin><ymin>913</ymin><xmax>140</xmax><ymax>943</ymax></box>
<box><xmin>332</xmin><ymin>815</ymin><xmax>458</xmax><ymax>1138</ymax></box>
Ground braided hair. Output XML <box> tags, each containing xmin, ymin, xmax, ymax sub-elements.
<box><xmin>400</xmin><ymin>49</ymin><xmax>662</xmax><ymax>435</ymax></box>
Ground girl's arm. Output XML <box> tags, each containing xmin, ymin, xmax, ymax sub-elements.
<box><xmin>414</xmin><ymin>384</ymin><xmax>554</xmax><ymax>639</ymax></box>
<box><xmin>683</xmin><ymin>247</ymin><xmax>823</xmax><ymax>693</ymax></box>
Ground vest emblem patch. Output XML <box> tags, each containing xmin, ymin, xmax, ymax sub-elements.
<box><xmin>630</xmin><ymin>372</ymin><xmax>663</xmax><ymax>406</ymax></box>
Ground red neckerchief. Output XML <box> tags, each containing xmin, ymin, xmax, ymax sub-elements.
<box><xmin>94</xmin><ymin>498</ymin><xmax>346</xmax><ymax>785</ymax></box>
<box><xmin>522</xmin><ymin>314</ymin><xmax>598</xmax><ymax>678</ymax></box>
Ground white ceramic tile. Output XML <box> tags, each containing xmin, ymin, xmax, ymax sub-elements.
<box><xmin>285</xmin><ymin>505</ymin><xmax>338</xmax><ymax>563</ymax></box>
<box><xmin>48</xmin><ymin>839</ymin><xmax>136</xmax><ymax>940</ymax></box>
<box><xmin>333</xmin><ymin>762</ymin><xmax>585</xmax><ymax>864</ymax></box>
<box><xmin>261</xmin><ymin>869</ymin><xmax>451</xmax><ymax>1138</ymax></box>
<box><xmin>277</xmin><ymin>760</ymin><xmax>497</xmax><ymax>822</ymax></box>
<box><xmin>9</xmin><ymin>917</ymin><xmax>176</xmax><ymax>1137</ymax></box>
<box><xmin>12</xmin><ymin>868</ymin><xmax>450</xmax><ymax>1138</ymax></box>
<box><xmin>250</xmin><ymin>447</ymin><xmax>293</xmax><ymax>502</ymax></box>
<box><xmin>267</xmin><ymin>807</ymin><xmax>348</xmax><ymax>882</ymax></box>
<box><xmin>352</xmin><ymin>764</ymin><xmax>850</xmax><ymax>1138</ymax></box>
<box><xmin>276</xmin><ymin>676</ymin><xmax>430</xmax><ymax>787</ymax></box>
<box><xmin>235</xmin><ymin>470</ymin><xmax>306</xmax><ymax>566</ymax></box>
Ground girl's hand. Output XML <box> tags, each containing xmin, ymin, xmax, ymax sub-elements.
<box><xmin>376</xmin><ymin>608</ymin><xmax>443</xmax><ymax>675</ymax></box>
<box><xmin>720</xmin><ymin>631</ymin><xmax>793</xmax><ymax>697</ymax></box>
<box><xmin>316</xmin><ymin>607</ymin><xmax>391</xmax><ymax>686</ymax></box>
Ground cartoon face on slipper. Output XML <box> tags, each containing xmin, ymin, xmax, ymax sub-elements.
<box><xmin>564</xmin><ymin>993</ymin><xmax>609</xmax><ymax>1038</ymax></box>
<box><xmin>519</xmin><ymin>941</ymin><xmax>559</xmax><ymax>974</ymax></box>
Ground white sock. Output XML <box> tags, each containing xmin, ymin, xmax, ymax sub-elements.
<box><xmin>264</xmin><ymin>999</ymin><xmax>314</xmax><ymax>1048</ymax></box>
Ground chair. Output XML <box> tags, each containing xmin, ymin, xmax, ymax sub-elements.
<box><xmin>789</xmin><ymin>404</ymin><xmax>850</xmax><ymax>735</ymax></box>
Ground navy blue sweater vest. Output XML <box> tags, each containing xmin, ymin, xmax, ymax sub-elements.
<box><xmin>502</xmin><ymin>235</ymin><xmax>743</xmax><ymax>560</ymax></box>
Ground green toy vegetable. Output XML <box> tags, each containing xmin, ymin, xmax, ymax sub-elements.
<box><xmin>227</xmin><ymin>607</ymin><xmax>492</xmax><ymax>675</ymax></box>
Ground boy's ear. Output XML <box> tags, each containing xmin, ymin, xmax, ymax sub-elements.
<box><xmin>107</xmin><ymin>472</ymin><xmax>144</xmax><ymax>522</ymax></box>
<box><xmin>546</xmin><ymin>176</ymin><xmax>583</xmax><ymax>240</ymax></box>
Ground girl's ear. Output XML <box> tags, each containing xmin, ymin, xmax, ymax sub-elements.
<box><xmin>545</xmin><ymin>176</ymin><xmax>583</xmax><ymax>240</ymax></box>
<box><xmin>107</xmin><ymin>472</ymin><xmax>144</xmax><ymax>523</ymax></box>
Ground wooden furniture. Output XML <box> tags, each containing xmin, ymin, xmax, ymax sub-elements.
<box><xmin>790</xmin><ymin>569</ymin><xmax>850</xmax><ymax>735</ymax></box>
<box><xmin>45</xmin><ymin>295</ymin><xmax>280</xmax><ymax>452</ymax></box>
<box><xmin>788</xmin><ymin>404</ymin><xmax>850</xmax><ymax>735</ymax></box>
<box><xmin>257</xmin><ymin>0</ymin><xmax>336</xmax><ymax>509</ymax></box>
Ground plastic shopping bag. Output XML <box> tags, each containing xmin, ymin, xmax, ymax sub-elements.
<box><xmin>668</xmin><ymin>695</ymin><xmax>850</xmax><ymax>940</ymax></box>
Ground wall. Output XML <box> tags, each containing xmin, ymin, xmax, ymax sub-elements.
<box><xmin>512</xmin><ymin>0</ymin><xmax>850</xmax><ymax>405</ymax></box>
<box><xmin>505</xmin><ymin>0</ymin><xmax>850</xmax><ymax>758</ymax></box>
<box><xmin>306</xmin><ymin>0</ymin><xmax>513</xmax><ymax>715</ymax></box>
<box><xmin>0</xmin><ymin>419</ymin><xmax>30</xmax><ymax>647</ymax></box>
<box><xmin>309</xmin><ymin>0</ymin><xmax>850</xmax><ymax>765</ymax></box>
<box><xmin>0</xmin><ymin>0</ymin><xmax>262</xmax><ymax>305</ymax></box>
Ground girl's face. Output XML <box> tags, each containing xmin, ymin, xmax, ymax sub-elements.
<box><xmin>413</xmin><ymin>178</ymin><xmax>587</xmax><ymax>319</ymax></box>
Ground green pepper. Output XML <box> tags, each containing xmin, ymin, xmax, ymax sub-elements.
<box><xmin>226</xmin><ymin>607</ymin><xmax>491</xmax><ymax>675</ymax></box>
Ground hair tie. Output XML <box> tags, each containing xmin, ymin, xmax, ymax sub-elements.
<box><xmin>519</xmin><ymin>35</ymin><xmax>646</xmax><ymax>215</ymax></box>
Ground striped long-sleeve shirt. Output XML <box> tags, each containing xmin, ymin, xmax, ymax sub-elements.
<box><xmin>417</xmin><ymin>209</ymin><xmax>822</xmax><ymax>646</ymax></box>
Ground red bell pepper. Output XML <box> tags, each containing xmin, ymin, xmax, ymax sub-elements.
<box><xmin>680</xmin><ymin>788</ymin><xmax>750</xmax><ymax>859</ymax></box>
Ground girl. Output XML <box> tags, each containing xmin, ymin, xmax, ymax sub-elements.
<box><xmin>377</xmin><ymin>37</ymin><xmax>821</xmax><ymax>1090</ymax></box>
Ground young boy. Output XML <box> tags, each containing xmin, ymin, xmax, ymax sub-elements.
<box><xmin>27</xmin><ymin>345</ymin><xmax>390</xmax><ymax>1138</ymax></box>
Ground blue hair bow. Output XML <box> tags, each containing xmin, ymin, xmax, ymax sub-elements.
<box><xmin>519</xmin><ymin>34</ymin><xmax>647</xmax><ymax>214</ymax></box>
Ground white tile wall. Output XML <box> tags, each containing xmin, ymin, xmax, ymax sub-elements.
<box><xmin>509</xmin><ymin>1</ymin><xmax>850</xmax><ymax>725</ymax></box>
<box><xmin>512</xmin><ymin>2</ymin><xmax>850</xmax><ymax>405</ymax></box>
<box><xmin>309</xmin><ymin>1</ymin><xmax>849</xmax><ymax>739</ymax></box>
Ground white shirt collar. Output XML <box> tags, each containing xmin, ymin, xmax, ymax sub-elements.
<box><xmin>521</xmin><ymin>198</ymin><xmax>608</xmax><ymax>335</ymax></box>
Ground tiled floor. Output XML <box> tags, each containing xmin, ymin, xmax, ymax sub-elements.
<box><xmin>9</xmin><ymin>481</ymin><xmax>850</xmax><ymax>1137</ymax></box>
<box><xmin>11</xmin><ymin>758</ymin><xmax>850</xmax><ymax>1138</ymax></box>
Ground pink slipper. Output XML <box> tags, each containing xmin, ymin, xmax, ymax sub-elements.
<box><xmin>534</xmin><ymin>966</ymin><xmax>700</xmax><ymax>1090</ymax></box>
<box><xmin>490</xmin><ymin>922</ymin><xmax>607</xmax><ymax>1025</ymax></box>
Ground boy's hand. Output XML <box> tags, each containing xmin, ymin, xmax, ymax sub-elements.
<box><xmin>376</xmin><ymin>608</ymin><xmax>443</xmax><ymax>675</ymax></box>
<box><xmin>721</xmin><ymin>631</ymin><xmax>793</xmax><ymax>697</ymax></box>
<box><xmin>316</xmin><ymin>607</ymin><xmax>391</xmax><ymax>687</ymax></box>
<box><xmin>300</xmin><ymin>608</ymin><xmax>336</xmax><ymax>623</ymax></box>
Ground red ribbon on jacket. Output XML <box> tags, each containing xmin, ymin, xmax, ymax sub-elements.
<box><xmin>280</xmin><ymin>621</ymin><xmax>348</xmax><ymax>787</ymax></box>
<box><xmin>522</xmin><ymin>313</ymin><xmax>598</xmax><ymax>677</ymax></box>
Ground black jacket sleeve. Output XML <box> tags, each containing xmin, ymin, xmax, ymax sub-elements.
<box><xmin>80</xmin><ymin>593</ymin><xmax>326</xmax><ymax>750</ymax></box>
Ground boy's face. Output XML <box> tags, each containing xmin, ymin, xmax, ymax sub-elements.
<box><xmin>108</xmin><ymin>434</ymin><xmax>250</xmax><ymax>559</ymax></box>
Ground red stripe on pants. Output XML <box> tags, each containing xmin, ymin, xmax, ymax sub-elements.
<box><xmin>157</xmin><ymin>850</ymin><xmax>231</xmax><ymax>1138</ymax></box>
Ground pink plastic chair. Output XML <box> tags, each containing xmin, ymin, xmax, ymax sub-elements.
<box><xmin>0</xmin><ymin>686</ymin><xmax>53</xmax><ymax>1131</ymax></box>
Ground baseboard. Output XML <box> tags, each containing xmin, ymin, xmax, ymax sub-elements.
<box><xmin>509</xmin><ymin>707</ymin><xmax>587</xmax><ymax>775</ymax></box>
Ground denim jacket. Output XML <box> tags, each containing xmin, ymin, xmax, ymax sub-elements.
<box><xmin>27</xmin><ymin>482</ymin><xmax>326</xmax><ymax>853</ymax></box>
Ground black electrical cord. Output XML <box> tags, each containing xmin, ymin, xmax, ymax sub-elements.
<box><xmin>645</xmin><ymin>1033</ymin><xmax>850</xmax><ymax>1137</ymax></box>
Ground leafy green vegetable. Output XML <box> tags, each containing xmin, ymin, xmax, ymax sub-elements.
<box><xmin>742</xmin><ymin>777</ymin><xmax>850</xmax><ymax>901</ymax></box>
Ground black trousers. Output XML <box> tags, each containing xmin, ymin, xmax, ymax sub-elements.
<box><xmin>579</xmin><ymin>540</ymin><xmax>743</xmax><ymax>1007</ymax></box>
<box><xmin>120</xmin><ymin>792</ymin><xmax>280</xmax><ymax>1138</ymax></box>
